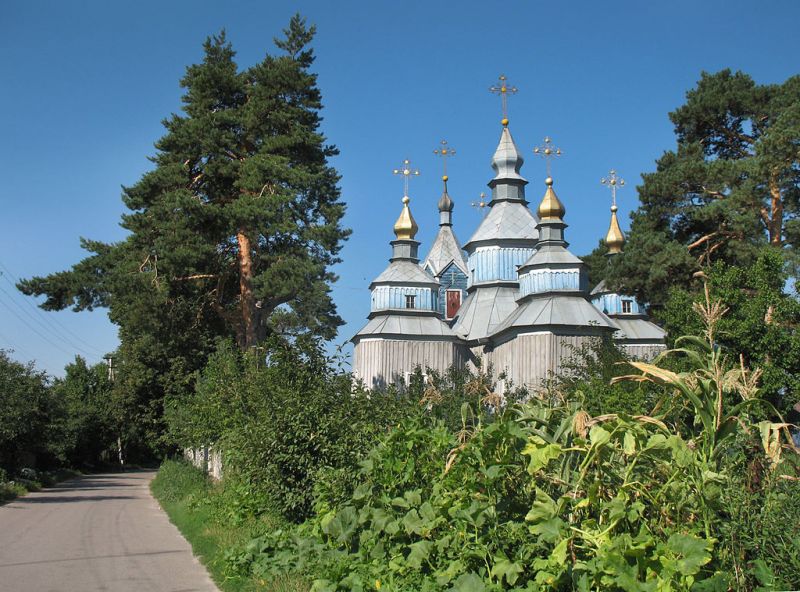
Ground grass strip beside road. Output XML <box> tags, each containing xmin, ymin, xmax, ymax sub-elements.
<box><xmin>151</xmin><ymin>459</ymin><xmax>308</xmax><ymax>592</ymax></box>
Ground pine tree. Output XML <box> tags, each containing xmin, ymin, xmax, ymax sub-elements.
<box><xmin>592</xmin><ymin>70</ymin><xmax>800</xmax><ymax>308</ymax></box>
<box><xmin>19</xmin><ymin>16</ymin><xmax>348</xmax><ymax>452</ymax></box>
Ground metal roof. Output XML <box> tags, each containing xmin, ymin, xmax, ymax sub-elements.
<box><xmin>450</xmin><ymin>285</ymin><xmax>520</xmax><ymax>341</ymax></box>
<box><xmin>489</xmin><ymin>126</ymin><xmax>527</xmax><ymax>187</ymax></box>
<box><xmin>590</xmin><ymin>279</ymin><xmax>608</xmax><ymax>296</ymax></box>
<box><xmin>520</xmin><ymin>244</ymin><xmax>584</xmax><ymax>268</ymax></box>
<box><xmin>353</xmin><ymin>312</ymin><xmax>457</xmax><ymax>340</ymax></box>
<box><xmin>609</xmin><ymin>317</ymin><xmax>667</xmax><ymax>342</ymax></box>
<box><xmin>371</xmin><ymin>260</ymin><xmax>439</xmax><ymax>287</ymax></box>
<box><xmin>423</xmin><ymin>225</ymin><xmax>468</xmax><ymax>277</ymax></box>
<box><xmin>464</xmin><ymin>200</ymin><xmax>539</xmax><ymax>248</ymax></box>
<box><xmin>490</xmin><ymin>294</ymin><xmax>618</xmax><ymax>338</ymax></box>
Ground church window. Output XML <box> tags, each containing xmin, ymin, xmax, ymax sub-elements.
<box><xmin>622</xmin><ymin>299</ymin><xmax>632</xmax><ymax>314</ymax></box>
<box><xmin>405</xmin><ymin>295</ymin><xmax>416</xmax><ymax>309</ymax></box>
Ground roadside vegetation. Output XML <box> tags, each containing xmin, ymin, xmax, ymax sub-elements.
<box><xmin>154</xmin><ymin>259</ymin><xmax>799</xmax><ymax>591</ymax></box>
<box><xmin>0</xmin><ymin>350</ymin><xmax>116</xmax><ymax>502</ymax></box>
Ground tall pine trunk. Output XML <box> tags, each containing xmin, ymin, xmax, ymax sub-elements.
<box><xmin>768</xmin><ymin>175</ymin><xmax>784</xmax><ymax>246</ymax></box>
<box><xmin>236</xmin><ymin>230</ymin><xmax>257</xmax><ymax>349</ymax></box>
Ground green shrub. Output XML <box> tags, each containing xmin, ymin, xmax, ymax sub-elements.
<box><xmin>234</xmin><ymin>398</ymin><xmax>732</xmax><ymax>590</ymax></box>
<box><xmin>151</xmin><ymin>458</ymin><xmax>209</xmax><ymax>503</ymax></box>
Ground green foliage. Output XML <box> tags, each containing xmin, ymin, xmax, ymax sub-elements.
<box><xmin>207</xmin><ymin>298</ymin><xmax>800</xmax><ymax>591</ymax></box>
<box><xmin>660</xmin><ymin>250</ymin><xmax>800</xmax><ymax>421</ymax></box>
<box><xmin>0</xmin><ymin>350</ymin><xmax>63</xmax><ymax>472</ymax></box>
<box><xmin>152</xmin><ymin>459</ymin><xmax>307</xmax><ymax>592</ymax></box>
<box><xmin>169</xmin><ymin>336</ymin><xmax>418</xmax><ymax>523</ymax></box>
<box><xmin>545</xmin><ymin>336</ymin><xmax>659</xmax><ymax>417</ymax></box>
<box><xmin>52</xmin><ymin>356</ymin><xmax>116</xmax><ymax>466</ymax></box>
<box><xmin>231</xmin><ymin>400</ymin><xmax>731</xmax><ymax>591</ymax></box>
<box><xmin>18</xmin><ymin>15</ymin><xmax>348</xmax><ymax>458</ymax></box>
<box><xmin>597</xmin><ymin>69</ymin><xmax>800</xmax><ymax>307</ymax></box>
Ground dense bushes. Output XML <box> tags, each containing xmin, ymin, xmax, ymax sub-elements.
<box><xmin>0</xmin><ymin>350</ymin><xmax>120</xmax><ymax>490</ymax></box>
<box><xmin>0</xmin><ymin>351</ymin><xmax>62</xmax><ymax>472</ymax></box>
<box><xmin>168</xmin><ymin>337</ymin><xmax>421</xmax><ymax>522</ymax></box>
<box><xmin>159</xmin><ymin>279</ymin><xmax>799</xmax><ymax>590</ymax></box>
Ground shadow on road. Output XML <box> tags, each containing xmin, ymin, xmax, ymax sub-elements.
<box><xmin>13</xmin><ymin>495</ymin><xmax>137</xmax><ymax>504</ymax></box>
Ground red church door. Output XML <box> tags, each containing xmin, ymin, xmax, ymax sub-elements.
<box><xmin>446</xmin><ymin>290</ymin><xmax>461</xmax><ymax>319</ymax></box>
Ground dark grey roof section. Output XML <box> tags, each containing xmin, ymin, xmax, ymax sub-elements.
<box><xmin>451</xmin><ymin>285</ymin><xmax>520</xmax><ymax>341</ymax></box>
<box><xmin>371</xmin><ymin>260</ymin><xmax>440</xmax><ymax>288</ymax></box>
<box><xmin>353</xmin><ymin>312</ymin><xmax>457</xmax><ymax>340</ymax></box>
<box><xmin>423</xmin><ymin>225</ymin><xmax>468</xmax><ymax>277</ymax></box>
<box><xmin>490</xmin><ymin>295</ymin><xmax>617</xmax><ymax>338</ymax></box>
<box><xmin>464</xmin><ymin>200</ymin><xmax>539</xmax><ymax>248</ymax></box>
<box><xmin>590</xmin><ymin>279</ymin><xmax>608</xmax><ymax>296</ymax></box>
<box><xmin>610</xmin><ymin>317</ymin><xmax>667</xmax><ymax>342</ymax></box>
<box><xmin>520</xmin><ymin>244</ymin><xmax>583</xmax><ymax>268</ymax></box>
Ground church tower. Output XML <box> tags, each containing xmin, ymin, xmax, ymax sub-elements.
<box><xmin>422</xmin><ymin>140</ymin><xmax>469</xmax><ymax>321</ymax></box>
<box><xmin>352</xmin><ymin>160</ymin><xmax>466</xmax><ymax>388</ymax></box>
<box><xmin>590</xmin><ymin>170</ymin><xmax>666</xmax><ymax>359</ymax></box>
<box><xmin>451</xmin><ymin>76</ymin><xmax>539</xmax><ymax>348</ymax></box>
<box><xmin>488</xmin><ymin>163</ymin><xmax>617</xmax><ymax>391</ymax></box>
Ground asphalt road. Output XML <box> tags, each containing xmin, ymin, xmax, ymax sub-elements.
<box><xmin>0</xmin><ymin>471</ymin><xmax>219</xmax><ymax>592</ymax></box>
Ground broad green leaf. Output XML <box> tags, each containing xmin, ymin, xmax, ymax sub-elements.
<box><xmin>402</xmin><ymin>508</ymin><xmax>424</xmax><ymax>534</ymax></box>
<box><xmin>530</xmin><ymin>516</ymin><xmax>565</xmax><ymax>544</ymax></box>
<box><xmin>491</xmin><ymin>556</ymin><xmax>524</xmax><ymax>586</ymax></box>
<box><xmin>449</xmin><ymin>572</ymin><xmax>486</xmax><ymax>592</ymax></box>
<box><xmin>522</xmin><ymin>436</ymin><xmax>562</xmax><ymax>474</ymax></box>
<box><xmin>589</xmin><ymin>425</ymin><xmax>611</xmax><ymax>446</ymax></box>
<box><xmin>525</xmin><ymin>488</ymin><xmax>557</xmax><ymax>523</ymax></box>
<box><xmin>419</xmin><ymin>501</ymin><xmax>437</xmax><ymax>522</ymax></box>
<box><xmin>404</xmin><ymin>489</ymin><xmax>422</xmax><ymax>507</ymax></box>
<box><xmin>407</xmin><ymin>540</ymin><xmax>434</xmax><ymax>569</ymax></box>
<box><xmin>623</xmin><ymin>431</ymin><xmax>636</xmax><ymax>455</ymax></box>
<box><xmin>667</xmin><ymin>533</ymin><xmax>712</xmax><ymax>575</ymax></box>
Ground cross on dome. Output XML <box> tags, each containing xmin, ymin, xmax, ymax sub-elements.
<box><xmin>470</xmin><ymin>192</ymin><xmax>488</xmax><ymax>217</ymax></box>
<box><xmin>489</xmin><ymin>74</ymin><xmax>518</xmax><ymax>126</ymax></box>
<box><xmin>601</xmin><ymin>169</ymin><xmax>625</xmax><ymax>208</ymax></box>
<box><xmin>532</xmin><ymin>136</ymin><xmax>563</xmax><ymax>180</ymax></box>
<box><xmin>392</xmin><ymin>158</ymin><xmax>420</xmax><ymax>198</ymax></box>
<box><xmin>433</xmin><ymin>140</ymin><xmax>456</xmax><ymax>182</ymax></box>
<box><xmin>601</xmin><ymin>169</ymin><xmax>626</xmax><ymax>254</ymax></box>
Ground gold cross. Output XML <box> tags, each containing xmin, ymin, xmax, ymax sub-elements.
<box><xmin>392</xmin><ymin>158</ymin><xmax>420</xmax><ymax>197</ymax></box>
<box><xmin>433</xmin><ymin>139</ymin><xmax>456</xmax><ymax>181</ymax></box>
<box><xmin>470</xmin><ymin>192</ymin><xmax>489</xmax><ymax>217</ymax></box>
<box><xmin>601</xmin><ymin>169</ymin><xmax>625</xmax><ymax>207</ymax></box>
<box><xmin>532</xmin><ymin>136</ymin><xmax>563</xmax><ymax>178</ymax></box>
<box><xmin>489</xmin><ymin>74</ymin><xmax>517</xmax><ymax>126</ymax></box>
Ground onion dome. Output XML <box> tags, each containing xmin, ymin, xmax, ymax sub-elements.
<box><xmin>438</xmin><ymin>179</ymin><xmax>454</xmax><ymax>213</ymax></box>
<box><xmin>537</xmin><ymin>177</ymin><xmax>566</xmax><ymax>220</ymax></box>
<box><xmin>605</xmin><ymin>204</ymin><xmax>625</xmax><ymax>254</ymax></box>
<box><xmin>393</xmin><ymin>196</ymin><xmax>419</xmax><ymax>240</ymax></box>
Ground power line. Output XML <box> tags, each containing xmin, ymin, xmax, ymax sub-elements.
<box><xmin>0</xmin><ymin>260</ymin><xmax>108</xmax><ymax>356</ymax></box>
<box><xmin>0</xmin><ymin>296</ymin><xmax>78</xmax><ymax>358</ymax></box>
<box><xmin>0</xmin><ymin>283</ymin><xmax>100</xmax><ymax>359</ymax></box>
<box><xmin>0</xmin><ymin>328</ymin><xmax>39</xmax><ymax>362</ymax></box>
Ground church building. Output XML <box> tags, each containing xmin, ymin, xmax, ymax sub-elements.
<box><xmin>351</xmin><ymin>79</ymin><xmax>666</xmax><ymax>391</ymax></box>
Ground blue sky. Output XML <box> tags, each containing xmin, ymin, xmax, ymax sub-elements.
<box><xmin>1</xmin><ymin>0</ymin><xmax>798</xmax><ymax>376</ymax></box>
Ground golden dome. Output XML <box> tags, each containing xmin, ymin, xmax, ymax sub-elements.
<box><xmin>393</xmin><ymin>196</ymin><xmax>419</xmax><ymax>240</ymax></box>
<box><xmin>605</xmin><ymin>205</ymin><xmax>625</xmax><ymax>254</ymax></box>
<box><xmin>537</xmin><ymin>177</ymin><xmax>566</xmax><ymax>219</ymax></box>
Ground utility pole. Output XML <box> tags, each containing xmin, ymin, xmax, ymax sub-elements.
<box><xmin>104</xmin><ymin>355</ymin><xmax>124</xmax><ymax>468</ymax></box>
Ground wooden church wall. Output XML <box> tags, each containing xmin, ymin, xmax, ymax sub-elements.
<box><xmin>487</xmin><ymin>332</ymin><xmax>598</xmax><ymax>393</ymax></box>
<box><xmin>353</xmin><ymin>339</ymin><xmax>468</xmax><ymax>390</ymax></box>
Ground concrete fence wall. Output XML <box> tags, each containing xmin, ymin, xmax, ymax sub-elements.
<box><xmin>184</xmin><ymin>446</ymin><xmax>223</xmax><ymax>480</ymax></box>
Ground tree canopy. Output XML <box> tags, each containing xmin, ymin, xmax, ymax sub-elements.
<box><xmin>597</xmin><ymin>70</ymin><xmax>800</xmax><ymax>307</ymax></box>
<box><xmin>18</xmin><ymin>15</ymin><xmax>348</xmax><ymax>455</ymax></box>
